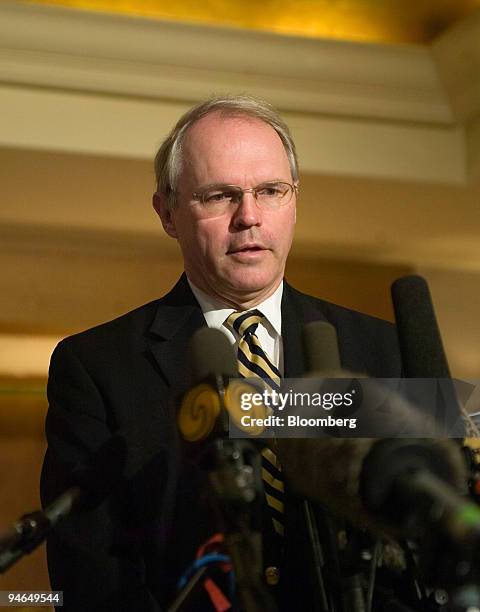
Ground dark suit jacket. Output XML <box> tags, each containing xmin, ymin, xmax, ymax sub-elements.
<box><xmin>41</xmin><ymin>275</ymin><xmax>402</xmax><ymax>611</ymax></box>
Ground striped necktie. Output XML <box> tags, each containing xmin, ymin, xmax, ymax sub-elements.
<box><xmin>225</xmin><ymin>310</ymin><xmax>285</xmax><ymax>537</ymax></box>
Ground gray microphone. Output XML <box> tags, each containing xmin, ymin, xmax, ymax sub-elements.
<box><xmin>276</xmin><ymin>321</ymin><xmax>469</xmax><ymax>545</ymax></box>
<box><xmin>302</xmin><ymin>320</ymin><xmax>341</xmax><ymax>373</ymax></box>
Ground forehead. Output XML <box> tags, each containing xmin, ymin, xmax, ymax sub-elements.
<box><xmin>180</xmin><ymin>112</ymin><xmax>291</xmax><ymax>186</ymax></box>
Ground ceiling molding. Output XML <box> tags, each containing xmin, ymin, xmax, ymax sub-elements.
<box><xmin>2</xmin><ymin>2</ymin><xmax>479</xmax><ymax>185</ymax></box>
<box><xmin>0</xmin><ymin>83</ymin><xmax>466</xmax><ymax>185</ymax></box>
<box><xmin>0</xmin><ymin>2</ymin><xmax>467</xmax><ymax>184</ymax></box>
<box><xmin>0</xmin><ymin>2</ymin><xmax>453</xmax><ymax>124</ymax></box>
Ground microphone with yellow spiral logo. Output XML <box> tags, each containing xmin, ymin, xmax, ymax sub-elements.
<box><xmin>177</xmin><ymin>327</ymin><xmax>267</xmax><ymax>443</ymax></box>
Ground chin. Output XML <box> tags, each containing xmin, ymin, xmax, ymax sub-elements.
<box><xmin>225</xmin><ymin>270</ymin><xmax>280</xmax><ymax>296</ymax></box>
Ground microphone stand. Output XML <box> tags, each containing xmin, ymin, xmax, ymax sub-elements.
<box><xmin>305</xmin><ymin>504</ymin><xmax>379</xmax><ymax>612</ymax></box>
<box><xmin>302</xmin><ymin>499</ymin><xmax>334</xmax><ymax>612</ymax></box>
<box><xmin>174</xmin><ymin>371</ymin><xmax>277</xmax><ymax>612</ymax></box>
<box><xmin>204</xmin><ymin>436</ymin><xmax>277</xmax><ymax>612</ymax></box>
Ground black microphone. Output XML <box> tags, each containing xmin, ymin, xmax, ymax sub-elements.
<box><xmin>391</xmin><ymin>275</ymin><xmax>450</xmax><ymax>378</ymax></box>
<box><xmin>391</xmin><ymin>274</ymin><xmax>464</xmax><ymax>436</ymax></box>
<box><xmin>2</xmin><ymin>431</ymin><xmax>142</xmax><ymax>572</ymax></box>
<box><xmin>277</xmin><ymin>322</ymin><xmax>471</xmax><ymax>550</ymax></box>
<box><xmin>359</xmin><ymin>438</ymin><xmax>480</xmax><ymax>590</ymax></box>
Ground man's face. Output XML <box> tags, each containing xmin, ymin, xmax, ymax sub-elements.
<box><xmin>155</xmin><ymin>113</ymin><xmax>297</xmax><ymax>307</ymax></box>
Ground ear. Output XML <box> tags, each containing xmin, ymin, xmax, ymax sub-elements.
<box><xmin>153</xmin><ymin>192</ymin><xmax>178</xmax><ymax>239</ymax></box>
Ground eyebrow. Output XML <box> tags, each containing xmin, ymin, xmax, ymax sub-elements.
<box><xmin>194</xmin><ymin>179</ymin><xmax>287</xmax><ymax>191</ymax></box>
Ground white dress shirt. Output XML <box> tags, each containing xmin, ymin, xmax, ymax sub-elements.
<box><xmin>187</xmin><ymin>279</ymin><xmax>284</xmax><ymax>374</ymax></box>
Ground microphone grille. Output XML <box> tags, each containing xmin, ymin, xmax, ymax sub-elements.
<box><xmin>188</xmin><ymin>327</ymin><xmax>237</xmax><ymax>382</ymax></box>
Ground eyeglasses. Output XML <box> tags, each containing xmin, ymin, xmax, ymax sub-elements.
<box><xmin>191</xmin><ymin>181</ymin><xmax>298</xmax><ymax>216</ymax></box>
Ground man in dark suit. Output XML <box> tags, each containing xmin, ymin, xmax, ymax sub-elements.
<box><xmin>41</xmin><ymin>95</ymin><xmax>401</xmax><ymax>611</ymax></box>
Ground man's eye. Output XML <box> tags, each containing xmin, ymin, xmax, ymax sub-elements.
<box><xmin>205</xmin><ymin>191</ymin><xmax>235</xmax><ymax>203</ymax></box>
<box><xmin>257</xmin><ymin>184</ymin><xmax>283</xmax><ymax>197</ymax></box>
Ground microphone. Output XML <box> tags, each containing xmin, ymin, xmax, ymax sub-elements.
<box><xmin>176</xmin><ymin>328</ymin><xmax>274</xmax><ymax>611</ymax></box>
<box><xmin>188</xmin><ymin>326</ymin><xmax>238</xmax><ymax>382</ymax></box>
<box><xmin>302</xmin><ymin>320</ymin><xmax>341</xmax><ymax>373</ymax></box>
<box><xmin>177</xmin><ymin>327</ymin><xmax>267</xmax><ymax>442</ymax></box>
<box><xmin>277</xmin><ymin>321</ymin><xmax>374</xmax><ymax>524</ymax></box>
<box><xmin>177</xmin><ymin>327</ymin><xmax>236</xmax><ymax>442</ymax></box>
<box><xmin>2</xmin><ymin>432</ymin><xmax>137</xmax><ymax>572</ymax></box>
<box><xmin>391</xmin><ymin>274</ymin><xmax>464</xmax><ymax>435</ymax></box>
<box><xmin>276</xmin><ymin>322</ymin><xmax>472</xmax><ymax>550</ymax></box>
<box><xmin>391</xmin><ymin>275</ymin><xmax>450</xmax><ymax>378</ymax></box>
<box><xmin>5</xmin><ymin>370</ymin><xmax>185</xmax><ymax>573</ymax></box>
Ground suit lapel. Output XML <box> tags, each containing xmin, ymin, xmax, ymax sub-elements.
<box><xmin>281</xmin><ymin>281</ymin><xmax>328</xmax><ymax>377</ymax></box>
<box><xmin>148</xmin><ymin>275</ymin><xmax>206</xmax><ymax>390</ymax></box>
<box><xmin>281</xmin><ymin>291</ymin><xmax>305</xmax><ymax>378</ymax></box>
<box><xmin>149</xmin><ymin>277</ymin><xmax>331</xmax><ymax>385</ymax></box>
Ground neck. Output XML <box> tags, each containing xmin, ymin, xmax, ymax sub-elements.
<box><xmin>188</xmin><ymin>277</ymin><xmax>282</xmax><ymax>310</ymax></box>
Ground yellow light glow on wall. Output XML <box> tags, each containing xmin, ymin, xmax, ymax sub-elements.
<box><xmin>18</xmin><ymin>0</ymin><xmax>480</xmax><ymax>44</ymax></box>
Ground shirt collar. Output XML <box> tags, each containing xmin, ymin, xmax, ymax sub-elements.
<box><xmin>187</xmin><ymin>278</ymin><xmax>283</xmax><ymax>336</ymax></box>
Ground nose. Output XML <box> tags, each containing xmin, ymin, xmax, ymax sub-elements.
<box><xmin>231</xmin><ymin>191</ymin><xmax>261</xmax><ymax>229</ymax></box>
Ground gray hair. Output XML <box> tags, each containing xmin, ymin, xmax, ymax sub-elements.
<box><xmin>154</xmin><ymin>94</ymin><xmax>299</xmax><ymax>209</ymax></box>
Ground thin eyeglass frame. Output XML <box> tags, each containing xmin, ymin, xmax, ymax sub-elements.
<box><xmin>192</xmin><ymin>181</ymin><xmax>298</xmax><ymax>209</ymax></box>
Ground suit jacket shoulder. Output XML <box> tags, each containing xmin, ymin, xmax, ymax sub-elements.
<box><xmin>282</xmin><ymin>282</ymin><xmax>402</xmax><ymax>377</ymax></box>
<box><xmin>55</xmin><ymin>275</ymin><xmax>198</xmax><ymax>358</ymax></box>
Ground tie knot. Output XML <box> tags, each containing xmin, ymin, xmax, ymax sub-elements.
<box><xmin>226</xmin><ymin>309</ymin><xmax>263</xmax><ymax>337</ymax></box>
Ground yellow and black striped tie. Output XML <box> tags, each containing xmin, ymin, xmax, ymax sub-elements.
<box><xmin>225</xmin><ymin>310</ymin><xmax>285</xmax><ymax>537</ymax></box>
